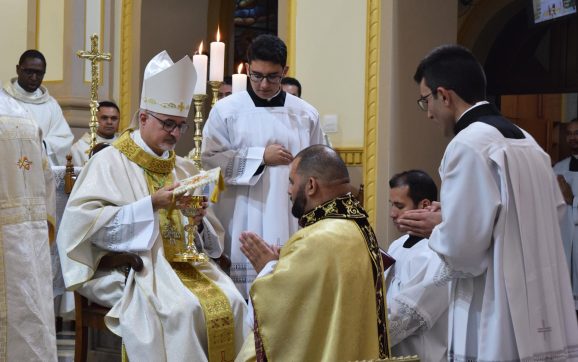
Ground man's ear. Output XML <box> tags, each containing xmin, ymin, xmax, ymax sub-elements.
<box><xmin>306</xmin><ymin>177</ymin><xmax>318</xmax><ymax>196</ymax></box>
<box><xmin>437</xmin><ymin>87</ymin><xmax>451</xmax><ymax>104</ymax></box>
<box><xmin>418</xmin><ymin>199</ymin><xmax>431</xmax><ymax>209</ymax></box>
<box><xmin>283</xmin><ymin>66</ymin><xmax>289</xmax><ymax>77</ymax></box>
<box><xmin>244</xmin><ymin>62</ymin><xmax>250</xmax><ymax>75</ymax></box>
<box><xmin>139</xmin><ymin>112</ymin><xmax>148</xmax><ymax>127</ymax></box>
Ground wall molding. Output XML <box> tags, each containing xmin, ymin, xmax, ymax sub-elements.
<box><xmin>363</xmin><ymin>0</ymin><xmax>380</xmax><ymax>226</ymax></box>
<box><xmin>335</xmin><ymin>147</ymin><xmax>363</xmax><ymax>166</ymax></box>
<box><xmin>119</xmin><ymin>0</ymin><xmax>133</xmax><ymax>131</ymax></box>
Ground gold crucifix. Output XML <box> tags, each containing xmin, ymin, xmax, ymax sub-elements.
<box><xmin>76</xmin><ymin>34</ymin><xmax>111</xmax><ymax>150</ymax></box>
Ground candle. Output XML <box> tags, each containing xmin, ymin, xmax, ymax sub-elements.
<box><xmin>232</xmin><ymin>63</ymin><xmax>247</xmax><ymax>93</ymax></box>
<box><xmin>193</xmin><ymin>41</ymin><xmax>207</xmax><ymax>94</ymax></box>
<box><xmin>209</xmin><ymin>28</ymin><xmax>225</xmax><ymax>82</ymax></box>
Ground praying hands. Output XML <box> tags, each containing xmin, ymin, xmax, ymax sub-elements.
<box><xmin>239</xmin><ymin>231</ymin><xmax>280</xmax><ymax>273</ymax></box>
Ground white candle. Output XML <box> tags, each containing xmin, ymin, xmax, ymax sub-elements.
<box><xmin>209</xmin><ymin>28</ymin><xmax>225</xmax><ymax>82</ymax></box>
<box><xmin>232</xmin><ymin>63</ymin><xmax>247</xmax><ymax>93</ymax></box>
<box><xmin>193</xmin><ymin>42</ymin><xmax>207</xmax><ymax>94</ymax></box>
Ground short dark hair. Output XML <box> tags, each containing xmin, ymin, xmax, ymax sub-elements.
<box><xmin>223</xmin><ymin>75</ymin><xmax>232</xmax><ymax>85</ymax></box>
<box><xmin>413</xmin><ymin>44</ymin><xmax>486</xmax><ymax>104</ymax></box>
<box><xmin>295</xmin><ymin>145</ymin><xmax>349</xmax><ymax>184</ymax></box>
<box><xmin>389</xmin><ymin>170</ymin><xmax>438</xmax><ymax>205</ymax></box>
<box><xmin>98</xmin><ymin>100</ymin><xmax>120</xmax><ymax>113</ymax></box>
<box><xmin>246</xmin><ymin>34</ymin><xmax>287</xmax><ymax>68</ymax></box>
<box><xmin>281</xmin><ymin>77</ymin><xmax>302</xmax><ymax>97</ymax></box>
<box><xmin>19</xmin><ymin>49</ymin><xmax>47</xmax><ymax>68</ymax></box>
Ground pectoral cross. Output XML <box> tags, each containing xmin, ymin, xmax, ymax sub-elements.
<box><xmin>77</xmin><ymin>34</ymin><xmax>111</xmax><ymax>150</ymax></box>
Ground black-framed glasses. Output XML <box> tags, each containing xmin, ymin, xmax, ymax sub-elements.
<box><xmin>417</xmin><ymin>93</ymin><xmax>433</xmax><ymax>111</ymax></box>
<box><xmin>248</xmin><ymin>69</ymin><xmax>283</xmax><ymax>84</ymax></box>
<box><xmin>20</xmin><ymin>68</ymin><xmax>45</xmax><ymax>77</ymax></box>
<box><xmin>147</xmin><ymin>112</ymin><xmax>189</xmax><ymax>134</ymax></box>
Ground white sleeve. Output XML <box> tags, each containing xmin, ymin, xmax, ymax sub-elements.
<box><xmin>89</xmin><ymin>196</ymin><xmax>158</xmax><ymax>252</ymax></box>
<box><xmin>201</xmin><ymin>108</ymin><xmax>265</xmax><ymax>186</ymax></box>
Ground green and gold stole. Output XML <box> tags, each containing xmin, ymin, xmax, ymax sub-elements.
<box><xmin>114</xmin><ymin>130</ymin><xmax>235</xmax><ymax>361</ymax></box>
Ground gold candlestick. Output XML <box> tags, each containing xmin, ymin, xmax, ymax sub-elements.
<box><xmin>188</xmin><ymin>94</ymin><xmax>207</xmax><ymax>169</ymax></box>
<box><xmin>208</xmin><ymin>80</ymin><xmax>222</xmax><ymax>107</ymax></box>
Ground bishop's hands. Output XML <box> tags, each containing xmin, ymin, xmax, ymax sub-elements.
<box><xmin>397</xmin><ymin>201</ymin><xmax>442</xmax><ymax>238</ymax></box>
<box><xmin>240</xmin><ymin>231</ymin><xmax>280</xmax><ymax>274</ymax></box>
<box><xmin>264</xmin><ymin>144</ymin><xmax>293</xmax><ymax>166</ymax></box>
<box><xmin>557</xmin><ymin>175</ymin><xmax>574</xmax><ymax>205</ymax></box>
<box><xmin>151</xmin><ymin>182</ymin><xmax>208</xmax><ymax>226</ymax></box>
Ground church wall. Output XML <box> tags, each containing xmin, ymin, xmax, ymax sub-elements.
<box><xmin>0</xmin><ymin>0</ymin><xmax>28</xmax><ymax>84</ymax></box>
<box><xmin>375</xmin><ymin>0</ymin><xmax>457</xmax><ymax>245</ymax></box>
<box><xmin>292</xmin><ymin>0</ymin><xmax>367</xmax><ymax>149</ymax></box>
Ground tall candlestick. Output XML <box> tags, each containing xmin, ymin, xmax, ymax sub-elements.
<box><xmin>232</xmin><ymin>63</ymin><xmax>247</xmax><ymax>93</ymax></box>
<box><xmin>193</xmin><ymin>42</ymin><xmax>207</xmax><ymax>95</ymax></box>
<box><xmin>209</xmin><ymin>28</ymin><xmax>225</xmax><ymax>82</ymax></box>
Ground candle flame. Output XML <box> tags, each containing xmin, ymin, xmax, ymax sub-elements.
<box><xmin>237</xmin><ymin>63</ymin><xmax>243</xmax><ymax>74</ymax></box>
<box><xmin>198</xmin><ymin>41</ymin><xmax>203</xmax><ymax>55</ymax></box>
<box><xmin>216</xmin><ymin>27</ymin><xmax>220</xmax><ymax>42</ymax></box>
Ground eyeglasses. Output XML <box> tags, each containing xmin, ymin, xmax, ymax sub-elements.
<box><xmin>417</xmin><ymin>93</ymin><xmax>433</xmax><ymax>111</ymax></box>
<box><xmin>20</xmin><ymin>68</ymin><xmax>45</xmax><ymax>77</ymax></box>
<box><xmin>147</xmin><ymin>112</ymin><xmax>189</xmax><ymax>134</ymax></box>
<box><xmin>248</xmin><ymin>69</ymin><xmax>283</xmax><ymax>84</ymax></box>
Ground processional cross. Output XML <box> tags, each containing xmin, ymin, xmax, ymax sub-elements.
<box><xmin>76</xmin><ymin>34</ymin><xmax>111</xmax><ymax>150</ymax></box>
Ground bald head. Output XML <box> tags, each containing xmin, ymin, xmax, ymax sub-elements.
<box><xmin>288</xmin><ymin>145</ymin><xmax>352</xmax><ymax>218</ymax></box>
<box><xmin>294</xmin><ymin>144</ymin><xmax>350</xmax><ymax>185</ymax></box>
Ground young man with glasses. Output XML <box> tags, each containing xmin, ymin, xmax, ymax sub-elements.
<box><xmin>57</xmin><ymin>51</ymin><xmax>248</xmax><ymax>361</ymax></box>
<box><xmin>202</xmin><ymin>34</ymin><xmax>324</xmax><ymax>298</ymax></box>
<box><xmin>2</xmin><ymin>49</ymin><xmax>73</xmax><ymax>166</ymax></box>
<box><xmin>399</xmin><ymin>44</ymin><xmax>578</xmax><ymax>361</ymax></box>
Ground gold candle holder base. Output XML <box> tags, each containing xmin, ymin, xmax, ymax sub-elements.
<box><xmin>208</xmin><ymin>80</ymin><xmax>222</xmax><ymax>107</ymax></box>
<box><xmin>188</xmin><ymin>94</ymin><xmax>207</xmax><ymax>169</ymax></box>
<box><xmin>173</xmin><ymin>251</ymin><xmax>208</xmax><ymax>264</ymax></box>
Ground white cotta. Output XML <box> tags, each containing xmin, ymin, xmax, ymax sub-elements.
<box><xmin>69</xmin><ymin>132</ymin><xmax>118</xmax><ymax>166</ymax></box>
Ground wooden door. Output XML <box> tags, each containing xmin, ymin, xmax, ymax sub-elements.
<box><xmin>500</xmin><ymin>94</ymin><xmax>562</xmax><ymax>164</ymax></box>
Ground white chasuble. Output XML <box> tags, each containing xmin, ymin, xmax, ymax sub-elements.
<box><xmin>202</xmin><ymin>91</ymin><xmax>323</xmax><ymax>297</ymax></box>
<box><xmin>3</xmin><ymin>79</ymin><xmax>73</xmax><ymax>166</ymax></box>
<box><xmin>57</xmin><ymin>131</ymin><xmax>248</xmax><ymax>362</ymax></box>
<box><xmin>553</xmin><ymin>156</ymin><xmax>578</xmax><ymax>309</ymax></box>
<box><xmin>385</xmin><ymin>235</ymin><xmax>448</xmax><ymax>362</ymax></box>
<box><xmin>0</xmin><ymin>90</ymin><xmax>57</xmax><ymax>361</ymax></box>
<box><xmin>430</xmin><ymin>121</ymin><xmax>578</xmax><ymax>361</ymax></box>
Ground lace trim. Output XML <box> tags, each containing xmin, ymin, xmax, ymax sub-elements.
<box><xmin>388</xmin><ymin>298</ymin><xmax>428</xmax><ymax>345</ymax></box>
<box><xmin>433</xmin><ymin>255</ymin><xmax>475</xmax><ymax>287</ymax></box>
<box><xmin>225</xmin><ymin>147</ymin><xmax>248</xmax><ymax>184</ymax></box>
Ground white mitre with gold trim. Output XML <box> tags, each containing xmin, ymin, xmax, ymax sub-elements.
<box><xmin>140</xmin><ymin>50</ymin><xmax>197</xmax><ymax>117</ymax></box>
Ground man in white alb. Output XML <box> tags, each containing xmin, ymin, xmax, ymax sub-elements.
<box><xmin>57</xmin><ymin>51</ymin><xmax>248</xmax><ymax>361</ymax></box>
<box><xmin>3</xmin><ymin>49</ymin><xmax>73</xmax><ymax>166</ymax></box>
<box><xmin>70</xmin><ymin>100</ymin><xmax>120</xmax><ymax>166</ymax></box>
<box><xmin>0</xmin><ymin>87</ymin><xmax>57</xmax><ymax>361</ymax></box>
<box><xmin>399</xmin><ymin>44</ymin><xmax>578</xmax><ymax>361</ymax></box>
<box><xmin>553</xmin><ymin>118</ymin><xmax>578</xmax><ymax>313</ymax></box>
<box><xmin>385</xmin><ymin>170</ymin><xmax>447</xmax><ymax>361</ymax></box>
<box><xmin>202</xmin><ymin>34</ymin><xmax>323</xmax><ymax>297</ymax></box>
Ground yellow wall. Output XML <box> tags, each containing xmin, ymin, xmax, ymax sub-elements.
<box><xmin>292</xmin><ymin>0</ymin><xmax>367</xmax><ymax>148</ymax></box>
<box><xmin>0</xmin><ymin>0</ymin><xmax>28</xmax><ymax>83</ymax></box>
<box><xmin>37</xmin><ymin>0</ymin><xmax>64</xmax><ymax>81</ymax></box>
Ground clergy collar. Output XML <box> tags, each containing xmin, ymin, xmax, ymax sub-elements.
<box><xmin>13</xmin><ymin>78</ymin><xmax>43</xmax><ymax>98</ymax></box>
<box><xmin>454</xmin><ymin>102</ymin><xmax>500</xmax><ymax>135</ymax></box>
<box><xmin>403</xmin><ymin>234</ymin><xmax>424</xmax><ymax>249</ymax></box>
<box><xmin>4</xmin><ymin>78</ymin><xmax>50</xmax><ymax>104</ymax></box>
<box><xmin>247</xmin><ymin>84</ymin><xmax>286</xmax><ymax>107</ymax></box>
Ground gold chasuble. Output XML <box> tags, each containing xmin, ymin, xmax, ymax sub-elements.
<box><xmin>245</xmin><ymin>194</ymin><xmax>390</xmax><ymax>362</ymax></box>
<box><xmin>114</xmin><ymin>130</ymin><xmax>235</xmax><ymax>361</ymax></box>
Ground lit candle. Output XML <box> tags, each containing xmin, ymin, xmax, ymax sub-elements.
<box><xmin>193</xmin><ymin>42</ymin><xmax>207</xmax><ymax>94</ymax></box>
<box><xmin>209</xmin><ymin>28</ymin><xmax>225</xmax><ymax>82</ymax></box>
<box><xmin>232</xmin><ymin>63</ymin><xmax>247</xmax><ymax>93</ymax></box>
